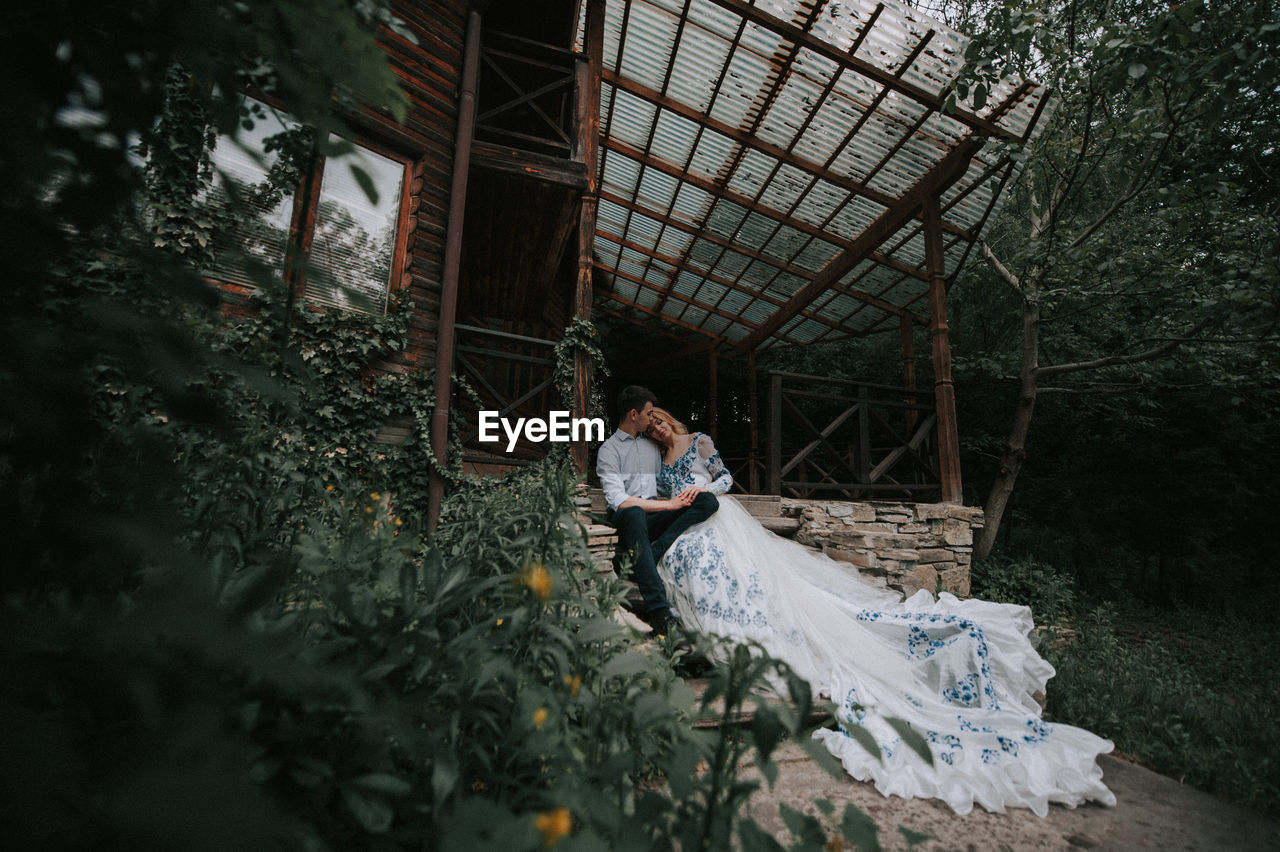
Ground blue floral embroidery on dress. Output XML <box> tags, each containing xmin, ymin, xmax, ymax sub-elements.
<box><xmin>958</xmin><ymin>715</ymin><xmax>996</xmax><ymax>734</ymax></box>
<box><xmin>855</xmin><ymin>609</ymin><xmax>1000</xmax><ymax>710</ymax></box>
<box><xmin>665</xmin><ymin>525</ymin><xmax>773</xmax><ymax>632</ymax></box>
<box><xmin>658</xmin><ymin>433</ymin><xmax>732</xmax><ymax>496</ymax></box>
<box><xmin>943</xmin><ymin>673</ymin><xmax>980</xmax><ymax>707</ymax></box>
<box><xmin>908</xmin><ymin>624</ymin><xmax>961</xmax><ymax>659</ymax></box>
<box><xmin>998</xmin><ymin>735</ymin><xmax>1020</xmax><ymax>756</ymax></box>
<box><xmin>1023</xmin><ymin>718</ymin><xmax>1051</xmax><ymax>745</ymax></box>
<box><xmin>981</xmin><ymin>748</ymin><xmax>1000</xmax><ymax>765</ymax></box>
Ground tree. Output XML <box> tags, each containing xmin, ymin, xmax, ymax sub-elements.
<box><xmin>939</xmin><ymin>0</ymin><xmax>1280</xmax><ymax>559</ymax></box>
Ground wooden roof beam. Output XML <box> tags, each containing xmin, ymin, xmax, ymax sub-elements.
<box><xmin>737</xmin><ymin>136</ymin><xmax>983</xmax><ymax>352</ymax></box>
<box><xmin>598</xmin><ymin>261</ymin><xmax>773</xmax><ymax>334</ymax></box>
<box><xmin>600</xmin><ymin>187</ymin><xmax>928</xmax><ymax>286</ymax></box>
<box><xmin>607</xmin><ymin>70</ymin><xmax>912</xmax><ymax>217</ymax></box>
<box><xmin>603</xmin><ymin>139</ymin><xmax>947</xmax><ymax>317</ymax></box>
<box><xmin>594</xmin><ymin>228</ymin><xmax>854</xmax><ymax>335</ymax></box>
<box><xmin>595</xmin><ymin>286</ymin><xmax>729</xmax><ymax>343</ymax></box>
<box><xmin>706</xmin><ymin>0</ymin><xmax>1025</xmax><ymax>144</ymax></box>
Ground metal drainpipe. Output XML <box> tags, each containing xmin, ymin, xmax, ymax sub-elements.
<box><xmin>427</xmin><ymin>9</ymin><xmax>481</xmax><ymax>534</ymax></box>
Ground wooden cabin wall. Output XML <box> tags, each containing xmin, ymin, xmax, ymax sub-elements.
<box><xmin>378</xmin><ymin>0</ymin><xmax>468</xmax><ymax>376</ymax></box>
<box><xmin>206</xmin><ymin>1</ymin><xmax>469</xmax><ymax>377</ymax></box>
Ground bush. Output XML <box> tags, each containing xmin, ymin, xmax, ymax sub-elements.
<box><xmin>1043</xmin><ymin>605</ymin><xmax>1280</xmax><ymax>816</ymax></box>
<box><xmin>971</xmin><ymin>554</ymin><xmax>1078</xmax><ymax>626</ymax></box>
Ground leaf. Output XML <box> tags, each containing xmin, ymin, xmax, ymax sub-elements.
<box><xmin>431</xmin><ymin>751</ymin><xmax>459</xmax><ymax>805</ymax></box>
<box><xmin>601</xmin><ymin>650</ymin><xmax>650</xmax><ymax>679</ymax></box>
<box><xmin>737</xmin><ymin>819</ymin><xmax>786</xmax><ymax>852</ymax></box>
<box><xmin>1128</xmin><ymin>62</ymin><xmax>1148</xmax><ymax>79</ymax></box>
<box><xmin>885</xmin><ymin>718</ymin><xmax>934</xmax><ymax>766</ymax></box>
<box><xmin>343</xmin><ymin>789</ymin><xmax>394</xmax><ymax>833</ymax></box>
<box><xmin>973</xmin><ymin>82</ymin><xmax>988</xmax><ymax>110</ymax></box>
<box><xmin>797</xmin><ymin>731</ymin><xmax>855</xmax><ymax>781</ymax></box>
<box><xmin>899</xmin><ymin>825</ymin><xmax>934</xmax><ymax>848</ymax></box>
<box><xmin>751</xmin><ymin>704</ymin><xmax>786</xmax><ymax>759</ymax></box>
<box><xmin>778</xmin><ymin>803</ymin><xmax>826</xmax><ymax>846</ymax></box>
<box><xmin>354</xmin><ymin>773</ymin><xmax>412</xmax><ymax>797</ymax></box>
<box><xmin>840</xmin><ymin>802</ymin><xmax>882</xmax><ymax>852</ymax></box>
<box><xmin>836</xmin><ymin>721</ymin><xmax>883</xmax><ymax>765</ymax></box>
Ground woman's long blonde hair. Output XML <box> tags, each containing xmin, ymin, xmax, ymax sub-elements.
<box><xmin>647</xmin><ymin>406</ymin><xmax>689</xmax><ymax>436</ymax></box>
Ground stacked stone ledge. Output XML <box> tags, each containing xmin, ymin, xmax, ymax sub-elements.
<box><xmin>782</xmin><ymin>499</ymin><xmax>983</xmax><ymax>599</ymax></box>
<box><xmin>573</xmin><ymin>488</ymin><xmax>983</xmax><ymax>602</ymax></box>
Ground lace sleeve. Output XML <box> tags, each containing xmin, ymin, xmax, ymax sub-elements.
<box><xmin>696</xmin><ymin>433</ymin><xmax>733</xmax><ymax>495</ymax></box>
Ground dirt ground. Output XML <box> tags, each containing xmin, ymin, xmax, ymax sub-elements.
<box><xmin>743</xmin><ymin>741</ymin><xmax>1280</xmax><ymax>851</ymax></box>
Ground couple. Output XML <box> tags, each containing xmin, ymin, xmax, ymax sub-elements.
<box><xmin>597</xmin><ymin>385</ymin><xmax>1116</xmax><ymax>816</ymax></box>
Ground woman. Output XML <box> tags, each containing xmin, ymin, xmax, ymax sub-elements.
<box><xmin>642</xmin><ymin>409</ymin><xmax>1115</xmax><ymax>817</ymax></box>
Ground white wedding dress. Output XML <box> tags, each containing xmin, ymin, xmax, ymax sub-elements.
<box><xmin>656</xmin><ymin>434</ymin><xmax>1116</xmax><ymax>816</ymax></box>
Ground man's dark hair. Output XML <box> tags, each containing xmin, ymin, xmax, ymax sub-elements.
<box><xmin>616</xmin><ymin>385</ymin><xmax>657</xmax><ymax>423</ymax></box>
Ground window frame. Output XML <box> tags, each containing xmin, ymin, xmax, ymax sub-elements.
<box><xmin>208</xmin><ymin>96</ymin><xmax>415</xmax><ymax>316</ymax></box>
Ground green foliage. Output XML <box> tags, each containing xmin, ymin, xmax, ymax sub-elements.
<box><xmin>3</xmin><ymin>452</ymin><xmax>903</xmax><ymax>848</ymax></box>
<box><xmin>971</xmin><ymin>555</ymin><xmax>1078</xmax><ymax>626</ymax></box>
<box><xmin>1043</xmin><ymin>604</ymin><xmax>1280</xmax><ymax>816</ymax></box>
<box><xmin>0</xmin><ymin>5</ymin><xmax>907</xmax><ymax>846</ymax></box>
<box><xmin>552</xmin><ymin>316</ymin><xmax>612</xmax><ymax>425</ymax></box>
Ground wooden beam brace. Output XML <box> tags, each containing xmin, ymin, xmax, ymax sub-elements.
<box><xmin>598</xmin><ymin>260</ymin><xmax>763</xmax><ymax>332</ymax></box>
<box><xmin>599</xmin><ymin>188</ymin><xmax>929</xmax><ymax>291</ymax></box>
<box><xmin>704</xmin><ymin>0</ymin><xmax>1023</xmax><ymax>143</ymax></box>
<box><xmin>602</xmin><ymin>139</ymin><xmax>936</xmax><ymax>323</ymax></box>
<box><xmin>737</xmin><ymin>136</ymin><xmax>983</xmax><ymax>352</ymax></box>
<box><xmin>604</xmin><ymin>70</ymin><xmax>900</xmax><ymax>210</ymax></box>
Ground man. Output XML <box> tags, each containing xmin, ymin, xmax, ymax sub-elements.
<box><xmin>596</xmin><ymin>385</ymin><xmax>719</xmax><ymax>634</ymax></box>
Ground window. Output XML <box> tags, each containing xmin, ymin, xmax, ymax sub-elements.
<box><xmin>205</xmin><ymin>99</ymin><xmax>409</xmax><ymax>315</ymax></box>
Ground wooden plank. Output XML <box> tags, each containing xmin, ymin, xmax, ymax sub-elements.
<box><xmin>737</xmin><ymin>137</ymin><xmax>982</xmax><ymax>352</ymax></box>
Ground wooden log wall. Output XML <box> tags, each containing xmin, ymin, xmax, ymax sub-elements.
<box><xmin>378</xmin><ymin>0</ymin><xmax>468</xmax><ymax>376</ymax></box>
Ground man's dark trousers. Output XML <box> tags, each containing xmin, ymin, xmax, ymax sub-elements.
<box><xmin>607</xmin><ymin>492</ymin><xmax>719</xmax><ymax>626</ymax></box>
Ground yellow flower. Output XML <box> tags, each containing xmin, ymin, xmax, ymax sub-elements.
<box><xmin>520</xmin><ymin>562</ymin><xmax>553</xmax><ymax>601</ymax></box>
<box><xmin>370</xmin><ymin>491</ymin><xmax>381</xmax><ymax>501</ymax></box>
<box><xmin>534</xmin><ymin>807</ymin><xmax>571</xmax><ymax>847</ymax></box>
<box><xmin>394</xmin><ymin>517</ymin><xmax>403</xmax><ymax>527</ymax></box>
<box><xmin>532</xmin><ymin>707</ymin><xmax>548</xmax><ymax>729</ymax></box>
<box><xmin>325</xmin><ymin>484</ymin><xmax>335</xmax><ymax>492</ymax></box>
<box><xmin>496</xmin><ymin>618</ymin><xmax>504</xmax><ymax>626</ymax></box>
<box><xmin>562</xmin><ymin>674</ymin><xmax>581</xmax><ymax>697</ymax></box>
<box><xmin>365</xmin><ymin>506</ymin><xmax>373</xmax><ymax>514</ymax></box>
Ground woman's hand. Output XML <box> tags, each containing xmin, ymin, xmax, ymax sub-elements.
<box><xmin>676</xmin><ymin>485</ymin><xmax>706</xmax><ymax>503</ymax></box>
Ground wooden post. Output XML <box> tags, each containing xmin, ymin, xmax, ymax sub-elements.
<box><xmin>570</xmin><ymin>0</ymin><xmax>605</xmax><ymax>474</ymax></box>
<box><xmin>900</xmin><ymin>313</ymin><xmax>917</xmax><ymax>434</ymax></box>
<box><xmin>427</xmin><ymin>10</ymin><xmax>482</xmax><ymax>534</ymax></box>
<box><xmin>924</xmin><ymin>195</ymin><xmax>962</xmax><ymax>503</ymax></box>
<box><xmin>767</xmin><ymin>372</ymin><xmax>782</xmax><ymax>495</ymax></box>
<box><xmin>747</xmin><ymin>351</ymin><xmax>759</xmax><ymax>493</ymax></box>
<box><xmin>708</xmin><ymin>348</ymin><xmax>718</xmax><ymax>440</ymax></box>
<box><xmin>856</xmin><ymin>382</ymin><xmax>871</xmax><ymax>489</ymax></box>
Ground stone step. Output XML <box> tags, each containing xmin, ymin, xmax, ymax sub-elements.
<box><xmin>684</xmin><ymin>675</ymin><xmax>832</xmax><ymax>729</ymax></box>
<box><xmin>760</xmin><ymin>516</ymin><xmax>801</xmax><ymax>536</ymax></box>
<box><xmin>580</xmin><ymin>487</ymin><xmax>783</xmax><ymax>518</ymax></box>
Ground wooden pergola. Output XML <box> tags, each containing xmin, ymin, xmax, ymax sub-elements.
<box><xmin>427</xmin><ymin>0</ymin><xmax>1050</xmax><ymax>525</ymax></box>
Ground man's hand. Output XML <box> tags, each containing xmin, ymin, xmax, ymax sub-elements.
<box><xmin>662</xmin><ymin>497</ymin><xmax>689</xmax><ymax>510</ymax></box>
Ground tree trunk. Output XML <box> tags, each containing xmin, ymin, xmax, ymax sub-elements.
<box><xmin>975</xmin><ymin>299</ymin><xmax>1041</xmax><ymax>561</ymax></box>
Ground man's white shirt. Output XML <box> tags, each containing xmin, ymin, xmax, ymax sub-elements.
<box><xmin>596</xmin><ymin>428</ymin><xmax>661</xmax><ymax>512</ymax></box>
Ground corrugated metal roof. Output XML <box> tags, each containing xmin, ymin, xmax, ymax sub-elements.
<box><xmin>579</xmin><ymin>0</ymin><xmax>1049</xmax><ymax>352</ymax></box>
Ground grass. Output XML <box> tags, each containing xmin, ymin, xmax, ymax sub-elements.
<box><xmin>1042</xmin><ymin>601</ymin><xmax>1280</xmax><ymax>817</ymax></box>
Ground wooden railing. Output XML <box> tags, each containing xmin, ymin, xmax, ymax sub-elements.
<box><xmin>762</xmin><ymin>371</ymin><xmax>941</xmax><ymax>500</ymax></box>
<box><xmin>475</xmin><ymin>29</ymin><xmax>580</xmax><ymax>159</ymax></box>
<box><xmin>454</xmin><ymin>323</ymin><xmax>557</xmax><ymax>465</ymax></box>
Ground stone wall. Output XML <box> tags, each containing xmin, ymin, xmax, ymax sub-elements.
<box><xmin>780</xmin><ymin>499</ymin><xmax>984</xmax><ymax>599</ymax></box>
